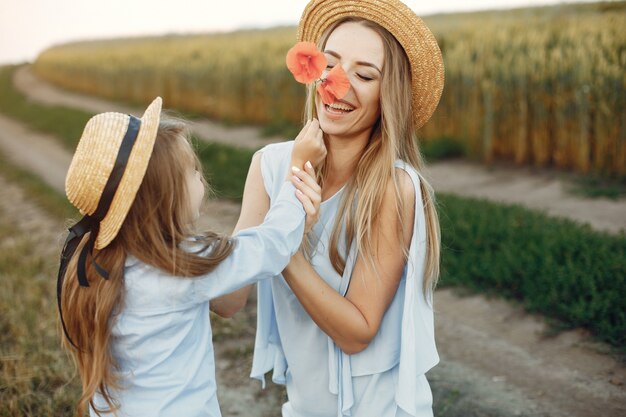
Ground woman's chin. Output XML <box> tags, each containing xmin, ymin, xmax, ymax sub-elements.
<box><xmin>318</xmin><ymin>120</ymin><xmax>346</xmax><ymax>137</ymax></box>
<box><xmin>318</xmin><ymin>112</ymin><xmax>347</xmax><ymax>135</ymax></box>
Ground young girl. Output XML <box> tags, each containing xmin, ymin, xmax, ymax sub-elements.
<box><xmin>57</xmin><ymin>97</ymin><xmax>325</xmax><ymax>417</ymax></box>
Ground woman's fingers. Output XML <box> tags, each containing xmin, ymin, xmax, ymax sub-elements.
<box><xmin>304</xmin><ymin>160</ymin><xmax>316</xmax><ymax>178</ymax></box>
<box><xmin>294</xmin><ymin>182</ymin><xmax>318</xmax><ymax>234</ymax></box>
<box><xmin>291</xmin><ymin>164</ymin><xmax>321</xmax><ymax>234</ymax></box>
<box><xmin>295</xmin><ymin>188</ymin><xmax>316</xmax><ymax>217</ymax></box>
<box><xmin>291</xmin><ymin>174</ymin><xmax>320</xmax><ymax>205</ymax></box>
<box><xmin>292</xmin><ymin>166</ymin><xmax>321</xmax><ymax>198</ymax></box>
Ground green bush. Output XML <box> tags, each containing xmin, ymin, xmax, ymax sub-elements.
<box><xmin>193</xmin><ymin>138</ymin><xmax>254</xmax><ymax>201</ymax></box>
<box><xmin>422</xmin><ymin>136</ymin><xmax>467</xmax><ymax>161</ymax></box>
<box><xmin>437</xmin><ymin>193</ymin><xmax>626</xmax><ymax>348</ymax></box>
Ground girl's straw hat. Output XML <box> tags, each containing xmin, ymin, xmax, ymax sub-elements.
<box><xmin>297</xmin><ymin>0</ymin><xmax>444</xmax><ymax>130</ymax></box>
<box><xmin>65</xmin><ymin>97</ymin><xmax>162</xmax><ymax>249</ymax></box>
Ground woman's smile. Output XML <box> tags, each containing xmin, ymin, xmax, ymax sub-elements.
<box><xmin>323</xmin><ymin>99</ymin><xmax>356</xmax><ymax>118</ymax></box>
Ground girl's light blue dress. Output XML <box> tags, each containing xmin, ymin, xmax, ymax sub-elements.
<box><xmin>90</xmin><ymin>182</ymin><xmax>305</xmax><ymax>417</ymax></box>
<box><xmin>251</xmin><ymin>142</ymin><xmax>439</xmax><ymax>417</ymax></box>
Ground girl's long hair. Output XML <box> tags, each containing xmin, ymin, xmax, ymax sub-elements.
<box><xmin>304</xmin><ymin>18</ymin><xmax>441</xmax><ymax>297</ymax></box>
<box><xmin>60</xmin><ymin>117</ymin><xmax>234</xmax><ymax>417</ymax></box>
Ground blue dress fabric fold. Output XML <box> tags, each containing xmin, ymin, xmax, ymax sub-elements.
<box><xmin>251</xmin><ymin>141</ymin><xmax>439</xmax><ymax>417</ymax></box>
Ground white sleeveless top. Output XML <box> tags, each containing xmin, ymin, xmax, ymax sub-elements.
<box><xmin>251</xmin><ymin>141</ymin><xmax>438</xmax><ymax>417</ymax></box>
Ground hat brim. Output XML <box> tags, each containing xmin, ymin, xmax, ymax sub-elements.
<box><xmin>94</xmin><ymin>97</ymin><xmax>162</xmax><ymax>249</ymax></box>
<box><xmin>297</xmin><ymin>0</ymin><xmax>444</xmax><ymax>130</ymax></box>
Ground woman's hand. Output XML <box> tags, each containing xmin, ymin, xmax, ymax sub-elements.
<box><xmin>291</xmin><ymin>161</ymin><xmax>322</xmax><ymax>234</ymax></box>
<box><xmin>291</xmin><ymin>119</ymin><xmax>326</xmax><ymax>170</ymax></box>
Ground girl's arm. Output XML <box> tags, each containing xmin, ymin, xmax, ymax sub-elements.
<box><xmin>209</xmin><ymin>152</ymin><xmax>269</xmax><ymax>317</ymax></box>
<box><xmin>281</xmin><ymin>170</ymin><xmax>416</xmax><ymax>355</ymax></box>
<box><xmin>210</xmin><ymin>121</ymin><xmax>325</xmax><ymax>316</ymax></box>
<box><xmin>194</xmin><ymin>178</ymin><xmax>304</xmax><ymax>300</ymax></box>
<box><xmin>210</xmin><ymin>155</ymin><xmax>323</xmax><ymax>317</ymax></box>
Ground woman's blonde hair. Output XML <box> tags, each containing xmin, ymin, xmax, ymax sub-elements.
<box><xmin>60</xmin><ymin>117</ymin><xmax>234</xmax><ymax>417</ymax></box>
<box><xmin>304</xmin><ymin>18</ymin><xmax>441</xmax><ymax>297</ymax></box>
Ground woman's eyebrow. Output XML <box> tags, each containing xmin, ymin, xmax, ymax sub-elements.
<box><xmin>324</xmin><ymin>49</ymin><xmax>382</xmax><ymax>74</ymax></box>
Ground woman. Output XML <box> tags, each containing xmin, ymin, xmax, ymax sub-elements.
<box><xmin>212</xmin><ymin>1</ymin><xmax>444</xmax><ymax>416</ymax></box>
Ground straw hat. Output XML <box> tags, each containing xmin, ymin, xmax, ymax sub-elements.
<box><xmin>297</xmin><ymin>0</ymin><xmax>444</xmax><ymax>130</ymax></box>
<box><xmin>65</xmin><ymin>97</ymin><xmax>162</xmax><ymax>249</ymax></box>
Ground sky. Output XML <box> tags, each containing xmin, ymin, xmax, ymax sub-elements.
<box><xmin>0</xmin><ymin>0</ymin><xmax>602</xmax><ymax>65</ymax></box>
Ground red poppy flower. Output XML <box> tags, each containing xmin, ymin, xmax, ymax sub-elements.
<box><xmin>316</xmin><ymin>65</ymin><xmax>351</xmax><ymax>105</ymax></box>
<box><xmin>286</xmin><ymin>42</ymin><xmax>327</xmax><ymax>84</ymax></box>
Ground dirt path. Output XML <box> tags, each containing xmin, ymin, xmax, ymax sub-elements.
<box><xmin>15</xmin><ymin>66</ymin><xmax>280</xmax><ymax>150</ymax></box>
<box><xmin>15</xmin><ymin>65</ymin><xmax>626</xmax><ymax>235</ymax></box>
<box><xmin>3</xmin><ymin>67</ymin><xmax>626</xmax><ymax>416</ymax></box>
<box><xmin>434</xmin><ymin>289</ymin><xmax>626</xmax><ymax>416</ymax></box>
<box><xmin>0</xmin><ymin>172</ymin><xmax>63</xmax><ymax>256</ymax></box>
<box><xmin>0</xmin><ymin>113</ymin><xmax>70</xmax><ymax>192</ymax></box>
<box><xmin>424</xmin><ymin>161</ymin><xmax>626</xmax><ymax>234</ymax></box>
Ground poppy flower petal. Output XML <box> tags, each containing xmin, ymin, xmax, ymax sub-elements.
<box><xmin>325</xmin><ymin>65</ymin><xmax>351</xmax><ymax>100</ymax></box>
<box><xmin>317</xmin><ymin>82</ymin><xmax>336</xmax><ymax>105</ymax></box>
<box><xmin>286</xmin><ymin>42</ymin><xmax>327</xmax><ymax>84</ymax></box>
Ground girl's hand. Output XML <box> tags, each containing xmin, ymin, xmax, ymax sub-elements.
<box><xmin>291</xmin><ymin>160</ymin><xmax>322</xmax><ymax>234</ymax></box>
<box><xmin>291</xmin><ymin>119</ymin><xmax>326</xmax><ymax>170</ymax></box>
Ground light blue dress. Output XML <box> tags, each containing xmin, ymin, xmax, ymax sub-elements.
<box><xmin>90</xmin><ymin>182</ymin><xmax>305</xmax><ymax>417</ymax></box>
<box><xmin>251</xmin><ymin>142</ymin><xmax>439</xmax><ymax>417</ymax></box>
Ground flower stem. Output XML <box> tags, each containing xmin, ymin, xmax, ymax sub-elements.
<box><xmin>308</xmin><ymin>82</ymin><xmax>316</xmax><ymax>121</ymax></box>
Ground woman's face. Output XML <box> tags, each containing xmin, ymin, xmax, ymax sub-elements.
<box><xmin>316</xmin><ymin>21</ymin><xmax>384</xmax><ymax>139</ymax></box>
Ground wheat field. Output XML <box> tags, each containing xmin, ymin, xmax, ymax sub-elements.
<box><xmin>34</xmin><ymin>2</ymin><xmax>626</xmax><ymax>176</ymax></box>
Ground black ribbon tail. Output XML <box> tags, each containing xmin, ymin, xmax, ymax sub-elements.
<box><xmin>93</xmin><ymin>260</ymin><xmax>110</xmax><ymax>279</ymax></box>
<box><xmin>77</xmin><ymin>238</ymin><xmax>92</xmax><ymax>288</ymax></box>
<box><xmin>56</xmin><ymin>215</ymin><xmax>95</xmax><ymax>350</ymax></box>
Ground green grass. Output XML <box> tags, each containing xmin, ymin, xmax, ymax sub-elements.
<box><xmin>0</xmin><ymin>218</ymin><xmax>80</xmax><ymax>416</ymax></box>
<box><xmin>422</xmin><ymin>136</ymin><xmax>467</xmax><ymax>161</ymax></box>
<box><xmin>437</xmin><ymin>193</ymin><xmax>626</xmax><ymax>349</ymax></box>
<box><xmin>260</xmin><ymin>119</ymin><xmax>300</xmax><ymax>140</ymax></box>
<box><xmin>193</xmin><ymin>138</ymin><xmax>254</xmax><ymax>201</ymax></box>
<box><xmin>569</xmin><ymin>174</ymin><xmax>626</xmax><ymax>200</ymax></box>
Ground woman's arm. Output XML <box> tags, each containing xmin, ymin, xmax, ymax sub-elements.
<box><xmin>281</xmin><ymin>170</ymin><xmax>416</xmax><ymax>354</ymax></box>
